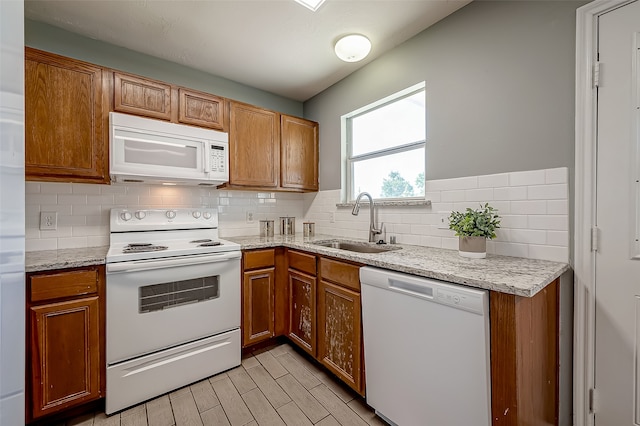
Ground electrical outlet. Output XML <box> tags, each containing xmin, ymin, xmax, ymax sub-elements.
<box><xmin>330</xmin><ymin>212</ymin><xmax>335</xmax><ymax>223</ymax></box>
<box><xmin>437</xmin><ymin>211</ymin><xmax>450</xmax><ymax>229</ymax></box>
<box><xmin>40</xmin><ymin>211</ymin><xmax>58</xmax><ymax>230</ymax></box>
<box><xmin>246</xmin><ymin>211</ymin><xmax>254</xmax><ymax>223</ymax></box>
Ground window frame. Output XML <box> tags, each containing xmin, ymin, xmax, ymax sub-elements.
<box><xmin>344</xmin><ymin>82</ymin><xmax>426</xmax><ymax>202</ymax></box>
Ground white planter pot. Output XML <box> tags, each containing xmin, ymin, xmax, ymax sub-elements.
<box><xmin>458</xmin><ymin>236</ymin><xmax>487</xmax><ymax>259</ymax></box>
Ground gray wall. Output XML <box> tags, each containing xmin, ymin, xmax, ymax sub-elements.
<box><xmin>25</xmin><ymin>19</ymin><xmax>302</xmax><ymax>116</ymax></box>
<box><xmin>304</xmin><ymin>1</ymin><xmax>583</xmax><ymax>190</ymax></box>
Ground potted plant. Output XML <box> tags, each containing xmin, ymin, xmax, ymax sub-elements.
<box><xmin>448</xmin><ymin>203</ymin><xmax>501</xmax><ymax>258</ymax></box>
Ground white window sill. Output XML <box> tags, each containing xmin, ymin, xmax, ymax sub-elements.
<box><xmin>336</xmin><ymin>199</ymin><xmax>431</xmax><ymax>208</ymax></box>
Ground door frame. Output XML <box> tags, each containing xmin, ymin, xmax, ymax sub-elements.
<box><xmin>575</xmin><ymin>1</ymin><xmax>637</xmax><ymax>424</ymax></box>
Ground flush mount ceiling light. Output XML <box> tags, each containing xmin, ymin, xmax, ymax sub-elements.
<box><xmin>334</xmin><ymin>34</ymin><xmax>372</xmax><ymax>63</ymax></box>
<box><xmin>294</xmin><ymin>0</ymin><xmax>326</xmax><ymax>12</ymax></box>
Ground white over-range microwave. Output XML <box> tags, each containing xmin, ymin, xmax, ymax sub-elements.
<box><xmin>109</xmin><ymin>112</ymin><xmax>229</xmax><ymax>186</ymax></box>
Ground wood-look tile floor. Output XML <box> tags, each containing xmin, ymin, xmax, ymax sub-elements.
<box><xmin>62</xmin><ymin>342</ymin><xmax>388</xmax><ymax>426</ymax></box>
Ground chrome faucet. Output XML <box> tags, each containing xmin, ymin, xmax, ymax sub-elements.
<box><xmin>352</xmin><ymin>192</ymin><xmax>383</xmax><ymax>242</ymax></box>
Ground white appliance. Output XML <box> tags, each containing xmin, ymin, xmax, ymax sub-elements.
<box><xmin>0</xmin><ymin>1</ymin><xmax>25</xmax><ymax>422</ymax></box>
<box><xmin>109</xmin><ymin>112</ymin><xmax>229</xmax><ymax>186</ymax></box>
<box><xmin>105</xmin><ymin>208</ymin><xmax>241</xmax><ymax>414</ymax></box>
<box><xmin>360</xmin><ymin>267</ymin><xmax>491</xmax><ymax>426</ymax></box>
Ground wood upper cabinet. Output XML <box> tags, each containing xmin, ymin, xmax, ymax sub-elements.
<box><xmin>228</xmin><ymin>101</ymin><xmax>280</xmax><ymax>188</ymax></box>
<box><xmin>25</xmin><ymin>47</ymin><xmax>108</xmax><ymax>183</ymax></box>
<box><xmin>242</xmin><ymin>249</ymin><xmax>276</xmax><ymax>347</ymax></box>
<box><xmin>178</xmin><ymin>88</ymin><xmax>224</xmax><ymax>130</ymax></box>
<box><xmin>317</xmin><ymin>257</ymin><xmax>364</xmax><ymax>395</ymax></box>
<box><xmin>113</xmin><ymin>72</ymin><xmax>171</xmax><ymax>120</ymax></box>
<box><xmin>281</xmin><ymin>115</ymin><xmax>319</xmax><ymax>191</ymax></box>
<box><xmin>26</xmin><ymin>265</ymin><xmax>105</xmax><ymax>422</ymax></box>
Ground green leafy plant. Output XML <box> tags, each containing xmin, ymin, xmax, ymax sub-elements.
<box><xmin>448</xmin><ymin>203</ymin><xmax>501</xmax><ymax>239</ymax></box>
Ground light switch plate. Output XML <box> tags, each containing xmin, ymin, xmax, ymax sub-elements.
<box><xmin>40</xmin><ymin>211</ymin><xmax>58</xmax><ymax>230</ymax></box>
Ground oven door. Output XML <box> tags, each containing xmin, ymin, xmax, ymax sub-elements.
<box><xmin>106</xmin><ymin>251</ymin><xmax>241</xmax><ymax>364</ymax></box>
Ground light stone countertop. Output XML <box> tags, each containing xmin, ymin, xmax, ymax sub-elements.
<box><xmin>227</xmin><ymin>234</ymin><xmax>570</xmax><ymax>297</ymax></box>
<box><xmin>24</xmin><ymin>235</ymin><xmax>570</xmax><ymax>297</ymax></box>
<box><xmin>25</xmin><ymin>246</ymin><xmax>109</xmax><ymax>273</ymax></box>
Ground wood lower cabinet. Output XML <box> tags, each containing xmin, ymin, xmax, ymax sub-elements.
<box><xmin>287</xmin><ymin>269</ymin><xmax>317</xmax><ymax>357</ymax></box>
<box><xmin>281</xmin><ymin>115</ymin><xmax>318</xmax><ymax>191</ymax></box>
<box><xmin>25</xmin><ymin>48</ymin><xmax>108</xmax><ymax>183</ymax></box>
<box><xmin>317</xmin><ymin>281</ymin><xmax>363</xmax><ymax>394</ymax></box>
<box><xmin>242</xmin><ymin>249</ymin><xmax>277</xmax><ymax>347</ymax></box>
<box><xmin>26</xmin><ymin>265</ymin><xmax>105</xmax><ymax>422</ymax></box>
<box><xmin>317</xmin><ymin>257</ymin><xmax>364</xmax><ymax>395</ymax></box>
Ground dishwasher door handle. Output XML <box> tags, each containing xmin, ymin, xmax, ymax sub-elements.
<box><xmin>388</xmin><ymin>279</ymin><xmax>434</xmax><ymax>299</ymax></box>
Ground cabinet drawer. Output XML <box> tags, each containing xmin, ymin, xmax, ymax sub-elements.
<box><xmin>319</xmin><ymin>258</ymin><xmax>361</xmax><ymax>292</ymax></box>
<box><xmin>288</xmin><ymin>250</ymin><xmax>316</xmax><ymax>275</ymax></box>
<box><xmin>244</xmin><ymin>249</ymin><xmax>275</xmax><ymax>270</ymax></box>
<box><xmin>30</xmin><ymin>269</ymin><xmax>98</xmax><ymax>302</ymax></box>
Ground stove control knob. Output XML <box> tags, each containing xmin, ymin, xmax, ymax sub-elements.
<box><xmin>203</xmin><ymin>211</ymin><xmax>212</xmax><ymax>219</ymax></box>
<box><xmin>166</xmin><ymin>210</ymin><xmax>177</xmax><ymax>220</ymax></box>
<box><xmin>192</xmin><ymin>211</ymin><xmax>202</xmax><ymax>219</ymax></box>
<box><xmin>135</xmin><ymin>211</ymin><xmax>146</xmax><ymax>220</ymax></box>
<box><xmin>120</xmin><ymin>212</ymin><xmax>132</xmax><ymax>221</ymax></box>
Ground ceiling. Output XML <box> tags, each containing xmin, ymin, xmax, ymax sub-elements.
<box><xmin>24</xmin><ymin>0</ymin><xmax>471</xmax><ymax>102</ymax></box>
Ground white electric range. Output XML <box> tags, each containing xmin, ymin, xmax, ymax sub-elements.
<box><xmin>105</xmin><ymin>208</ymin><xmax>241</xmax><ymax>414</ymax></box>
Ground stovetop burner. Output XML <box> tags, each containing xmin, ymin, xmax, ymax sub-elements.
<box><xmin>198</xmin><ymin>242</ymin><xmax>221</xmax><ymax>247</ymax></box>
<box><xmin>190</xmin><ymin>239</ymin><xmax>213</xmax><ymax>243</ymax></box>
<box><xmin>123</xmin><ymin>244</ymin><xmax>169</xmax><ymax>253</ymax></box>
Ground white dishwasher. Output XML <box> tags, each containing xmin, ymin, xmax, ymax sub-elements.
<box><xmin>360</xmin><ymin>267</ymin><xmax>491</xmax><ymax>426</ymax></box>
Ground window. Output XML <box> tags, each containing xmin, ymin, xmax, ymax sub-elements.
<box><xmin>345</xmin><ymin>83</ymin><xmax>426</xmax><ymax>201</ymax></box>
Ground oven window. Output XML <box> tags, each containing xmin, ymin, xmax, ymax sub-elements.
<box><xmin>139</xmin><ymin>276</ymin><xmax>220</xmax><ymax>313</ymax></box>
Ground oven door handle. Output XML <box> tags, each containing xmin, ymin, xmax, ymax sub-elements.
<box><xmin>106</xmin><ymin>251</ymin><xmax>241</xmax><ymax>273</ymax></box>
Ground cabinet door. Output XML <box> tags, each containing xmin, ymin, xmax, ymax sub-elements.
<box><xmin>287</xmin><ymin>269</ymin><xmax>316</xmax><ymax>357</ymax></box>
<box><xmin>281</xmin><ymin>115</ymin><xmax>319</xmax><ymax>191</ymax></box>
<box><xmin>178</xmin><ymin>88</ymin><xmax>225</xmax><ymax>130</ymax></box>
<box><xmin>229</xmin><ymin>102</ymin><xmax>280</xmax><ymax>187</ymax></box>
<box><xmin>25</xmin><ymin>48</ymin><xmax>107</xmax><ymax>183</ymax></box>
<box><xmin>113</xmin><ymin>72</ymin><xmax>171</xmax><ymax>120</ymax></box>
<box><xmin>29</xmin><ymin>297</ymin><xmax>100</xmax><ymax>419</ymax></box>
<box><xmin>242</xmin><ymin>267</ymin><xmax>275</xmax><ymax>347</ymax></box>
<box><xmin>317</xmin><ymin>280</ymin><xmax>363</xmax><ymax>394</ymax></box>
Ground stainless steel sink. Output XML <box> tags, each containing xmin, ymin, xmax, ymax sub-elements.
<box><xmin>312</xmin><ymin>240</ymin><xmax>400</xmax><ymax>254</ymax></box>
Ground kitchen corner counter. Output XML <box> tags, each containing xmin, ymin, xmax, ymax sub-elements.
<box><xmin>25</xmin><ymin>246</ymin><xmax>109</xmax><ymax>273</ymax></box>
<box><xmin>227</xmin><ymin>234</ymin><xmax>570</xmax><ymax>297</ymax></box>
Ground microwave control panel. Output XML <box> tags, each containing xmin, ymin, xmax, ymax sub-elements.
<box><xmin>209</xmin><ymin>145</ymin><xmax>227</xmax><ymax>173</ymax></box>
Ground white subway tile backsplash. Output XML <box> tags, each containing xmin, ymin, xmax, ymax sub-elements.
<box><xmin>527</xmin><ymin>184</ymin><xmax>568</xmax><ymax>200</ymax></box>
<box><xmin>509</xmin><ymin>170</ymin><xmax>545</xmax><ymax>186</ymax></box>
<box><xmin>425</xmin><ymin>176</ymin><xmax>478</xmax><ymax>191</ymax></box>
<box><xmin>478</xmin><ymin>173</ymin><xmax>509</xmax><ymax>188</ymax></box>
<box><xmin>464</xmin><ymin>188</ymin><xmax>494</xmax><ymax>202</ymax></box>
<box><xmin>547</xmin><ymin>231</ymin><xmax>569</xmax><ymax>246</ymax></box>
<box><xmin>27</xmin><ymin>167</ymin><xmax>569</xmax><ymax>263</ymax></box>
<box><xmin>528</xmin><ymin>215</ymin><xmax>568</xmax><ymax>231</ymax></box>
<box><xmin>500</xmin><ymin>215</ymin><xmax>529</xmax><ymax>229</ymax></box>
<box><xmin>441</xmin><ymin>190</ymin><xmax>466</xmax><ymax>202</ymax></box>
<box><xmin>528</xmin><ymin>245</ymin><xmax>569</xmax><ymax>262</ymax></box>
<box><xmin>545</xmin><ymin>168</ymin><xmax>568</xmax><ymax>184</ymax></box>
<box><xmin>493</xmin><ymin>186</ymin><xmax>528</xmax><ymax>201</ymax></box>
<box><xmin>510</xmin><ymin>200</ymin><xmax>546</xmax><ymax>215</ymax></box>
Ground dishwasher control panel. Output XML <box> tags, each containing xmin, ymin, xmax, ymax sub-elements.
<box><xmin>435</xmin><ymin>287</ymin><xmax>485</xmax><ymax>315</ymax></box>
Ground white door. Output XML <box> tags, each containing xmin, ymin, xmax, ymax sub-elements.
<box><xmin>595</xmin><ymin>1</ymin><xmax>640</xmax><ymax>423</ymax></box>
